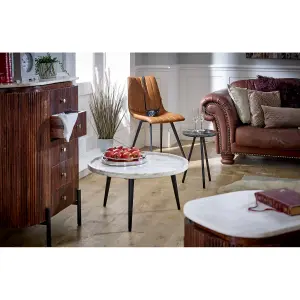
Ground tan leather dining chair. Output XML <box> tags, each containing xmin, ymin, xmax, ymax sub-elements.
<box><xmin>128</xmin><ymin>75</ymin><xmax>186</xmax><ymax>157</ymax></box>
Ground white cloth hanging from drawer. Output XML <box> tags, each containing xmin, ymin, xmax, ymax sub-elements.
<box><xmin>55</xmin><ymin>112</ymin><xmax>78</xmax><ymax>142</ymax></box>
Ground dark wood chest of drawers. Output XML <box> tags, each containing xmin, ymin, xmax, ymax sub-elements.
<box><xmin>0</xmin><ymin>81</ymin><xmax>86</xmax><ymax>229</ymax></box>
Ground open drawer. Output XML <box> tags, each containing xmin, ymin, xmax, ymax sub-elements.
<box><xmin>50</xmin><ymin>110</ymin><xmax>87</xmax><ymax>140</ymax></box>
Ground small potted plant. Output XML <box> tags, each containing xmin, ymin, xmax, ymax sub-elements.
<box><xmin>89</xmin><ymin>70</ymin><xmax>125</xmax><ymax>152</ymax></box>
<box><xmin>35</xmin><ymin>53</ymin><xmax>69</xmax><ymax>80</ymax></box>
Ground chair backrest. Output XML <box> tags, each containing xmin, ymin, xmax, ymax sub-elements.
<box><xmin>127</xmin><ymin>76</ymin><xmax>165</xmax><ymax>115</ymax></box>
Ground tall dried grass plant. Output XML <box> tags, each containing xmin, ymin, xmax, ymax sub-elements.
<box><xmin>89</xmin><ymin>70</ymin><xmax>125</xmax><ymax>139</ymax></box>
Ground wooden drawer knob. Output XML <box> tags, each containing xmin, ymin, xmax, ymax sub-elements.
<box><xmin>60</xmin><ymin>98</ymin><xmax>66</xmax><ymax>103</ymax></box>
<box><xmin>61</xmin><ymin>147</ymin><xmax>67</xmax><ymax>152</ymax></box>
<box><xmin>61</xmin><ymin>172</ymin><xmax>67</xmax><ymax>177</ymax></box>
<box><xmin>77</xmin><ymin>123</ymin><xmax>81</xmax><ymax>129</ymax></box>
<box><xmin>61</xmin><ymin>195</ymin><xmax>67</xmax><ymax>201</ymax></box>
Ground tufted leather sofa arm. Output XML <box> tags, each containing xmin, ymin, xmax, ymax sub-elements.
<box><xmin>201</xmin><ymin>89</ymin><xmax>240</xmax><ymax>164</ymax></box>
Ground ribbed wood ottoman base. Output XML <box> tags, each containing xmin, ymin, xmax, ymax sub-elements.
<box><xmin>184</xmin><ymin>218</ymin><xmax>300</xmax><ymax>247</ymax></box>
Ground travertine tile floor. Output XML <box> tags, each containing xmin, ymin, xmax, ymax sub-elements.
<box><xmin>1</xmin><ymin>141</ymin><xmax>300</xmax><ymax>247</ymax></box>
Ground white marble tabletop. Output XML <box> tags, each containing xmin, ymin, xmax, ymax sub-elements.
<box><xmin>88</xmin><ymin>152</ymin><xmax>188</xmax><ymax>179</ymax></box>
<box><xmin>184</xmin><ymin>190</ymin><xmax>300</xmax><ymax>239</ymax></box>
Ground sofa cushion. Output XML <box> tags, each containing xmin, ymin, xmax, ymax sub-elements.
<box><xmin>227</xmin><ymin>85</ymin><xmax>251</xmax><ymax>124</ymax></box>
<box><xmin>235</xmin><ymin>126</ymin><xmax>300</xmax><ymax>149</ymax></box>
<box><xmin>257</xmin><ymin>76</ymin><xmax>300</xmax><ymax>108</ymax></box>
<box><xmin>278</xmin><ymin>82</ymin><xmax>300</xmax><ymax>108</ymax></box>
<box><xmin>255</xmin><ymin>75</ymin><xmax>279</xmax><ymax>92</ymax></box>
<box><xmin>248</xmin><ymin>90</ymin><xmax>281</xmax><ymax>127</ymax></box>
<box><xmin>262</xmin><ymin>105</ymin><xmax>300</xmax><ymax>128</ymax></box>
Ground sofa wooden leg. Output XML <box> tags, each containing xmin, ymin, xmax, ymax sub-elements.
<box><xmin>221</xmin><ymin>153</ymin><xmax>235</xmax><ymax>165</ymax></box>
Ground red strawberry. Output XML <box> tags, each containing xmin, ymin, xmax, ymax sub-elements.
<box><xmin>105</xmin><ymin>151</ymin><xmax>114</xmax><ymax>158</ymax></box>
<box><xmin>122</xmin><ymin>151</ymin><xmax>131</xmax><ymax>159</ymax></box>
<box><xmin>131</xmin><ymin>150</ymin><xmax>140</xmax><ymax>158</ymax></box>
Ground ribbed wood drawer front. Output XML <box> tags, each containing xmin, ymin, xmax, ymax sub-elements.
<box><xmin>50</xmin><ymin>85</ymin><xmax>78</xmax><ymax>114</ymax></box>
<box><xmin>51</xmin><ymin>183</ymin><xmax>76</xmax><ymax>216</ymax></box>
<box><xmin>50</xmin><ymin>110</ymin><xmax>87</xmax><ymax>139</ymax></box>
<box><xmin>51</xmin><ymin>158</ymin><xmax>73</xmax><ymax>190</ymax></box>
<box><xmin>50</xmin><ymin>139</ymin><xmax>75</xmax><ymax>166</ymax></box>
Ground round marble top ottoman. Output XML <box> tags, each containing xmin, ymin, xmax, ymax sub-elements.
<box><xmin>183</xmin><ymin>190</ymin><xmax>300</xmax><ymax>247</ymax></box>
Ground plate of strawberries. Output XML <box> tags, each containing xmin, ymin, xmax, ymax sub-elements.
<box><xmin>102</xmin><ymin>146</ymin><xmax>147</xmax><ymax>166</ymax></box>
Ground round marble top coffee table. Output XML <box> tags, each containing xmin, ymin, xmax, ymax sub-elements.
<box><xmin>184</xmin><ymin>190</ymin><xmax>300</xmax><ymax>247</ymax></box>
<box><xmin>88</xmin><ymin>152</ymin><xmax>188</xmax><ymax>232</ymax></box>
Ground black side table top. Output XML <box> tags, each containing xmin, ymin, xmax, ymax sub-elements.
<box><xmin>182</xmin><ymin>129</ymin><xmax>216</xmax><ymax>138</ymax></box>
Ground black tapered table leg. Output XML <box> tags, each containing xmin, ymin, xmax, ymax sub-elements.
<box><xmin>200</xmin><ymin>137</ymin><xmax>205</xmax><ymax>189</ymax></box>
<box><xmin>128</xmin><ymin>179</ymin><xmax>135</xmax><ymax>232</ymax></box>
<box><xmin>171</xmin><ymin>175</ymin><xmax>180</xmax><ymax>210</ymax></box>
<box><xmin>170</xmin><ymin>122</ymin><xmax>186</xmax><ymax>158</ymax></box>
<box><xmin>160</xmin><ymin>123</ymin><xmax>163</xmax><ymax>153</ymax></box>
<box><xmin>103</xmin><ymin>176</ymin><xmax>111</xmax><ymax>207</ymax></box>
<box><xmin>45</xmin><ymin>208</ymin><xmax>52</xmax><ymax>247</ymax></box>
<box><xmin>202</xmin><ymin>137</ymin><xmax>211</xmax><ymax>181</ymax></box>
<box><xmin>76</xmin><ymin>189</ymin><xmax>82</xmax><ymax>226</ymax></box>
<box><xmin>182</xmin><ymin>137</ymin><xmax>196</xmax><ymax>183</ymax></box>
<box><xmin>132</xmin><ymin>121</ymin><xmax>143</xmax><ymax>147</ymax></box>
<box><xmin>149</xmin><ymin>123</ymin><xmax>153</xmax><ymax>152</ymax></box>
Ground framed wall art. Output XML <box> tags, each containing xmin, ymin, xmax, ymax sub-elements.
<box><xmin>246</xmin><ymin>53</ymin><xmax>300</xmax><ymax>60</ymax></box>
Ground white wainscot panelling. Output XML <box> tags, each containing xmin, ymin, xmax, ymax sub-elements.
<box><xmin>179</xmin><ymin>67</ymin><xmax>225</xmax><ymax>139</ymax></box>
<box><xmin>135</xmin><ymin>66</ymin><xmax>170</xmax><ymax>105</ymax></box>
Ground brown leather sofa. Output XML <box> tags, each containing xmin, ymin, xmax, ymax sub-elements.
<box><xmin>201</xmin><ymin>77</ymin><xmax>300</xmax><ymax>165</ymax></box>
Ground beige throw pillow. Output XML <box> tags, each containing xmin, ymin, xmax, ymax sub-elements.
<box><xmin>262</xmin><ymin>105</ymin><xmax>300</xmax><ymax>128</ymax></box>
<box><xmin>228</xmin><ymin>85</ymin><xmax>251</xmax><ymax>124</ymax></box>
<box><xmin>248</xmin><ymin>90</ymin><xmax>281</xmax><ymax>127</ymax></box>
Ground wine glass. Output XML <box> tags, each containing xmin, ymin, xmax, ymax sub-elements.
<box><xmin>199</xmin><ymin>108</ymin><xmax>205</xmax><ymax>132</ymax></box>
<box><xmin>192</xmin><ymin>108</ymin><xmax>200</xmax><ymax>132</ymax></box>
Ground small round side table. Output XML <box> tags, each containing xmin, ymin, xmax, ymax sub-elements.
<box><xmin>182</xmin><ymin>129</ymin><xmax>217</xmax><ymax>188</ymax></box>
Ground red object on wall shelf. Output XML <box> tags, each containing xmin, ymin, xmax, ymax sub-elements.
<box><xmin>0</xmin><ymin>53</ymin><xmax>13</xmax><ymax>84</ymax></box>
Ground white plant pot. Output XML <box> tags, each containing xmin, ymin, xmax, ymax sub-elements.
<box><xmin>98</xmin><ymin>139</ymin><xmax>114</xmax><ymax>153</ymax></box>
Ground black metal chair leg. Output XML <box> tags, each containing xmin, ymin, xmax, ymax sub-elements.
<box><xmin>132</xmin><ymin>121</ymin><xmax>143</xmax><ymax>147</ymax></box>
<box><xmin>182</xmin><ymin>137</ymin><xmax>196</xmax><ymax>183</ymax></box>
<box><xmin>45</xmin><ymin>208</ymin><xmax>52</xmax><ymax>247</ymax></box>
<box><xmin>76</xmin><ymin>189</ymin><xmax>82</xmax><ymax>226</ymax></box>
<box><xmin>128</xmin><ymin>179</ymin><xmax>135</xmax><ymax>232</ymax></box>
<box><xmin>149</xmin><ymin>123</ymin><xmax>153</xmax><ymax>152</ymax></box>
<box><xmin>171</xmin><ymin>175</ymin><xmax>181</xmax><ymax>210</ymax></box>
<box><xmin>103</xmin><ymin>176</ymin><xmax>111</xmax><ymax>207</ymax></box>
<box><xmin>200</xmin><ymin>137</ymin><xmax>205</xmax><ymax>189</ymax></box>
<box><xmin>160</xmin><ymin>123</ymin><xmax>163</xmax><ymax>152</ymax></box>
<box><xmin>170</xmin><ymin>122</ymin><xmax>186</xmax><ymax>158</ymax></box>
<box><xmin>202</xmin><ymin>137</ymin><xmax>211</xmax><ymax>181</ymax></box>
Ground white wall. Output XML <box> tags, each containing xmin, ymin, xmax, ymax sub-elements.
<box><xmin>135</xmin><ymin>53</ymin><xmax>179</xmax><ymax>65</ymax></box>
<box><xmin>75</xmin><ymin>53</ymin><xmax>104</xmax><ymax>172</ymax></box>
